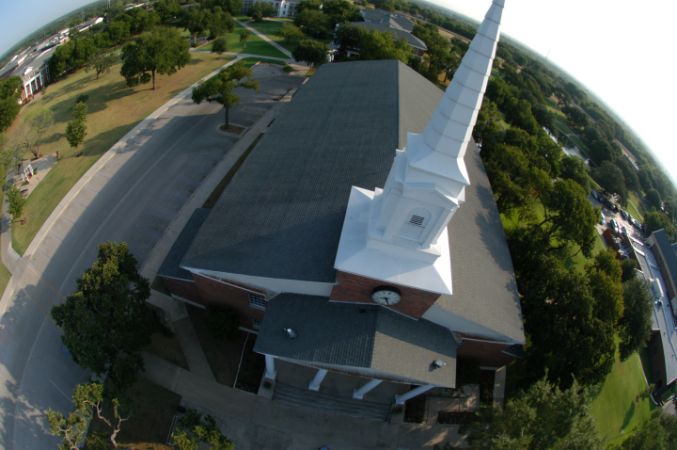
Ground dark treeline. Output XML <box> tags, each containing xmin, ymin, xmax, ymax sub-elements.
<box><xmin>48</xmin><ymin>0</ymin><xmax>241</xmax><ymax>81</ymax></box>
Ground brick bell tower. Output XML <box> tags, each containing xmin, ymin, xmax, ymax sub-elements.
<box><xmin>331</xmin><ymin>0</ymin><xmax>505</xmax><ymax>318</ymax></box>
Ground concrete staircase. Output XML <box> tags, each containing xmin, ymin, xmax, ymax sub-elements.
<box><xmin>273</xmin><ymin>383</ymin><xmax>392</xmax><ymax>421</ymax></box>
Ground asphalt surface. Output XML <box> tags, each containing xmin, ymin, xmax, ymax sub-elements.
<box><xmin>0</xmin><ymin>64</ymin><xmax>302</xmax><ymax>449</ymax></box>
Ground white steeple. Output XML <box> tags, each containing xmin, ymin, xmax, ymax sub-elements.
<box><xmin>333</xmin><ymin>0</ymin><xmax>505</xmax><ymax>295</ymax></box>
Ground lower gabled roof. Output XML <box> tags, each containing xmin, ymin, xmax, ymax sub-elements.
<box><xmin>254</xmin><ymin>294</ymin><xmax>457</xmax><ymax>387</ymax></box>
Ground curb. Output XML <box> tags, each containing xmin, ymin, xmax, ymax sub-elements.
<box><xmin>140</xmin><ymin>103</ymin><xmax>281</xmax><ymax>282</ymax></box>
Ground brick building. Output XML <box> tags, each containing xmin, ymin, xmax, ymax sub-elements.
<box><xmin>160</xmin><ymin>0</ymin><xmax>523</xmax><ymax>406</ymax></box>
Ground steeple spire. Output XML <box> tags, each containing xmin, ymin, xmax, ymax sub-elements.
<box><xmin>333</xmin><ymin>0</ymin><xmax>505</xmax><ymax>296</ymax></box>
<box><xmin>366</xmin><ymin>0</ymin><xmax>505</xmax><ymax>253</ymax></box>
<box><xmin>420</xmin><ymin>0</ymin><xmax>504</xmax><ymax>166</ymax></box>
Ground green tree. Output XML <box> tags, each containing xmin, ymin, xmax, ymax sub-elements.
<box><xmin>412</xmin><ymin>22</ymin><xmax>453</xmax><ymax>82</ymax></box>
<box><xmin>281</xmin><ymin>23</ymin><xmax>304</xmax><ymax>47</ymax></box>
<box><xmin>618</xmin><ymin>277</ymin><xmax>653</xmax><ymax>359</ymax></box>
<box><xmin>292</xmin><ymin>39</ymin><xmax>327</xmax><ymax>67</ymax></box>
<box><xmin>170</xmin><ymin>409</ymin><xmax>235</xmax><ymax>450</ymax></box>
<box><xmin>539</xmin><ymin>179</ymin><xmax>598</xmax><ymax>256</ymax></box>
<box><xmin>156</xmin><ymin>0</ymin><xmax>182</xmax><ymax>23</ymax></box>
<box><xmin>620</xmin><ymin>411</ymin><xmax>677</xmax><ymax>450</ymax></box>
<box><xmin>28</xmin><ymin>108</ymin><xmax>55</xmax><ymax>158</ymax></box>
<box><xmin>644</xmin><ymin>210</ymin><xmax>675</xmax><ymax>238</ymax></box>
<box><xmin>586</xmin><ymin>250</ymin><xmax>624</xmax><ymax>324</ymax></box>
<box><xmin>191</xmin><ymin>61</ymin><xmax>259</xmax><ymax>129</ymax></box>
<box><xmin>463</xmin><ymin>377</ymin><xmax>603</xmax><ymax>450</ymax></box>
<box><xmin>323</xmin><ymin>0</ymin><xmax>361</xmax><ymax>27</ymax></box>
<box><xmin>511</xmin><ymin>246</ymin><xmax>615</xmax><ymax>387</ymax></box>
<box><xmin>183</xmin><ymin>7</ymin><xmax>209</xmax><ymax>45</ymax></box>
<box><xmin>0</xmin><ymin>97</ymin><xmax>20</xmax><ymax>132</ymax></box>
<box><xmin>65</xmin><ymin>101</ymin><xmax>88</xmax><ymax>152</ymax></box>
<box><xmin>88</xmin><ymin>51</ymin><xmax>118</xmax><ymax>79</ymax></box>
<box><xmin>248</xmin><ymin>2</ymin><xmax>276</xmax><ymax>21</ymax></box>
<box><xmin>207</xmin><ymin>7</ymin><xmax>234</xmax><ymax>38</ymax></box>
<box><xmin>238</xmin><ymin>28</ymin><xmax>251</xmax><ymax>48</ymax></box>
<box><xmin>336</xmin><ymin>26</ymin><xmax>411</xmax><ymax>63</ymax></box>
<box><xmin>559</xmin><ymin>155</ymin><xmax>589</xmax><ymax>189</ymax></box>
<box><xmin>294</xmin><ymin>9</ymin><xmax>332</xmax><ymax>40</ymax></box>
<box><xmin>296</xmin><ymin>0</ymin><xmax>322</xmax><ymax>14</ymax></box>
<box><xmin>107</xmin><ymin>18</ymin><xmax>131</xmax><ymax>44</ymax></box>
<box><xmin>6</xmin><ymin>185</ymin><xmax>26</xmax><ymax>222</ymax></box>
<box><xmin>120</xmin><ymin>27</ymin><xmax>190</xmax><ymax>90</ymax></box>
<box><xmin>646</xmin><ymin>188</ymin><xmax>662</xmax><ymax>210</ymax></box>
<box><xmin>212</xmin><ymin>36</ymin><xmax>228</xmax><ymax>54</ymax></box>
<box><xmin>47</xmin><ymin>383</ymin><xmax>127</xmax><ymax>450</ymax></box>
<box><xmin>620</xmin><ymin>258</ymin><xmax>639</xmax><ymax>282</ymax></box>
<box><xmin>0</xmin><ymin>76</ymin><xmax>22</xmax><ymax>99</ymax></box>
<box><xmin>51</xmin><ymin>242</ymin><xmax>156</xmax><ymax>391</ymax></box>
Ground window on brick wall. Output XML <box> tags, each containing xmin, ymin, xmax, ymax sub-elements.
<box><xmin>248</xmin><ymin>293</ymin><xmax>267</xmax><ymax>310</ymax></box>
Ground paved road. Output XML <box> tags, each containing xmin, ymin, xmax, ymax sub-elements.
<box><xmin>0</xmin><ymin>64</ymin><xmax>302</xmax><ymax>449</ymax></box>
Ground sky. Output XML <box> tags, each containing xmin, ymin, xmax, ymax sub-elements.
<box><xmin>0</xmin><ymin>0</ymin><xmax>675</xmax><ymax>184</ymax></box>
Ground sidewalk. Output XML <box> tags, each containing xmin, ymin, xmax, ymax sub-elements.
<box><xmin>236</xmin><ymin>19</ymin><xmax>295</xmax><ymax>61</ymax></box>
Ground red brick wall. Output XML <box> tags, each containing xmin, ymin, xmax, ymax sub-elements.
<box><xmin>192</xmin><ymin>273</ymin><xmax>265</xmax><ymax>325</ymax></box>
<box><xmin>457</xmin><ymin>336</ymin><xmax>516</xmax><ymax>367</ymax></box>
<box><xmin>330</xmin><ymin>271</ymin><xmax>440</xmax><ymax>318</ymax></box>
<box><xmin>161</xmin><ymin>277</ymin><xmax>201</xmax><ymax>304</ymax></box>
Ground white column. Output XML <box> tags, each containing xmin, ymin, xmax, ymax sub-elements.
<box><xmin>352</xmin><ymin>378</ymin><xmax>382</xmax><ymax>400</ymax></box>
<box><xmin>394</xmin><ymin>384</ymin><xmax>436</xmax><ymax>405</ymax></box>
<box><xmin>264</xmin><ymin>354</ymin><xmax>277</xmax><ymax>380</ymax></box>
<box><xmin>308</xmin><ymin>368</ymin><xmax>328</xmax><ymax>391</ymax></box>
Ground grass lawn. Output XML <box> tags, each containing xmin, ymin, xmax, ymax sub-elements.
<box><xmin>0</xmin><ymin>259</ymin><xmax>10</xmax><ymax>298</ymax></box>
<box><xmin>244</xmin><ymin>18</ymin><xmax>294</xmax><ymax>50</ymax></box>
<box><xmin>198</xmin><ymin>23</ymin><xmax>288</xmax><ymax>59</ymax></box>
<box><xmin>627</xmin><ymin>191</ymin><xmax>644</xmax><ymax>222</ymax></box>
<box><xmin>590</xmin><ymin>350</ymin><xmax>653</xmax><ymax>446</ymax></box>
<box><xmin>8</xmin><ymin>52</ymin><xmax>230</xmax><ymax>255</ymax></box>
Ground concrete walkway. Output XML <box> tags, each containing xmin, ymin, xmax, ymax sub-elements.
<box><xmin>236</xmin><ymin>19</ymin><xmax>295</xmax><ymax>61</ymax></box>
<box><xmin>0</xmin><ymin>202</ymin><xmax>20</xmax><ymax>274</ymax></box>
<box><xmin>142</xmin><ymin>352</ymin><xmax>464</xmax><ymax>450</ymax></box>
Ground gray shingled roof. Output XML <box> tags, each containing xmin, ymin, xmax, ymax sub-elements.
<box><xmin>397</xmin><ymin>64</ymin><xmax>524</xmax><ymax>344</ymax></box>
<box><xmin>437</xmin><ymin>144</ymin><xmax>525</xmax><ymax>343</ymax></box>
<box><xmin>182</xmin><ymin>59</ymin><xmax>524</xmax><ymax>344</ymax></box>
<box><xmin>158</xmin><ymin>208</ymin><xmax>210</xmax><ymax>281</ymax></box>
<box><xmin>651</xmin><ymin>229</ymin><xmax>677</xmax><ymax>294</ymax></box>
<box><xmin>360</xmin><ymin>8</ymin><xmax>416</xmax><ymax>32</ymax></box>
<box><xmin>183</xmin><ymin>61</ymin><xmax>431</xmax><ymax>281</ymax></box>
<box><xmin>254</xmin><ymin>294</ymin><xmax>457</xmax><ymax>387</ymax></box>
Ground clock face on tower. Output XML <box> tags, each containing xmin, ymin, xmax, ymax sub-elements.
<box><xmin>371</xmin><ymin>286</ymin><xmax>401</xmax><ymax>306</ymax></box>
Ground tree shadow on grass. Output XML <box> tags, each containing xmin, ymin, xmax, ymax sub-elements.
<box><xmin>50</xmin><ymin>80</ymin><xmax>134</xmax><ymax>122</ymax></box>
<box><xmin>41</xmin><ymin>132</ymin><xmax>63</xmax><ymax>146</ymax></box>
<box><xmin>81</xmin><ymin>123</ymin><xmax>138</xmax><ymax>159</ymax></box>
<box><xmin>620</xmin><ymin>400</ymin><xmax>636</xmax><ymax>432</ymax></box>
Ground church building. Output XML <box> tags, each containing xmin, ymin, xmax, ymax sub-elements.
<box><xmin>159</xmin><ymin>0</ymin><xmax>524</xmax><ymax>409</ymax></box>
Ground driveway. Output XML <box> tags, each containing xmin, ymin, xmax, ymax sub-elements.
<box><xmin>0</xmin><ymin>63</ymin><xmax>304</xmax><ymax>449</ymax></box>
